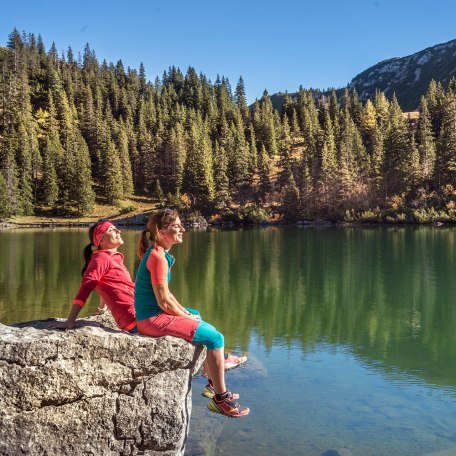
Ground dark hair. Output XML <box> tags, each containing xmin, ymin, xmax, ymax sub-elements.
<box><xmin>81</xmin><ymin>223</ymin><xmax>97</xmax><ymax>276</ymax></box>
<box><xmin>137</xmin><ymin>208</ymin><xmax>180</xmax><ymax>259</ymax></box>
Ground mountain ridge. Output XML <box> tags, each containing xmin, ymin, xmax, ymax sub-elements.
<box><xmin>265</xmin><ymin>38</ymin><xmax>456</xmax><ymax>112</ymax></box>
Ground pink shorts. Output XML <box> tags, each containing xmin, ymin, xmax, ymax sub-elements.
<box><xmin>137</xmin><ymin>313</ymin><xmax>199</xmax><ymax>342</ymax></box>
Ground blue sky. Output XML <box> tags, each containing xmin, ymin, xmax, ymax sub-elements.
<box><xmin>1</xmin><ymin>0</ymin><xmax>455</xmax><ymax>103</ymax></box>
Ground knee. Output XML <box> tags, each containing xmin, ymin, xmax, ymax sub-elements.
<box><xmin>187</xmin><ymin>308</ymin><xmax>201</xmax><ymax>317</ymax></box>
<box><xmin>210</xmin><ymin>331</ymin><xmax>224</xmax><ymax>350</ymax></box>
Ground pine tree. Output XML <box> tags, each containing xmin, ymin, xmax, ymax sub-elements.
<box><xmin>290</xmin><ymin>108</ymin><xmax>300</xmax><ymax>137</ymax></box>
<box><xmin>60</xmin><ymin>129</ymin><xmax>95</xmax><ymax>215</ymax></box>
<box><xmin>329</xmin><ymin>90</ymin><xmax>339</xmax><ymax>124</ymax></box>
<box><xmin>281</xmin><ymin>92</ymin><xmax>294</xmax><ymax>120</ymax></box>
<box><xmin>425</xmin><ymin>80</ymin><xmax>445</xmax><ymax>137</ymax></box>
<box><xmin>417</xmin><ymin>97</ymin><xmax>436</xmax><ymax>183</ymax></box>
<box><xmin>153</xmin><ymin>179</ymin><xmax>165</xmax><ymax>206</ymax></box>
<box><xmin>41</xmin><ymin>127</ymin><xmax>61</xmax><ymax>206</ymax></box>
<box><xmin>234</xmin><ymin>76</ymin><xmax>249</xmax><ymax>122</ymax></box>
<box><xmin>318</xmin><ymin>113</ymin><xmax>336</xmax><ymax>183</ymax></box>
<box><xmin>435</xmin><ymin>91</ymin><xmax>456</xmax><ymax>189</ymax></box>
<box><xmin>212</xmin><ymin>140</ymin><xmax>230</xmax><ymax>209</ymax></box>
<box><xmin>136</xmin><ymin>99</ymin><xmax>156</xmax><ymax>192</ymax></box>
<box><xmin>257</xmin><ymin>145</ymin><xmax>271</xmax><ymax>203</ymax></box>
<box><xmin>258</xmin><ymin>90</ymin><xmax>278</xmax><ymax>156</ymax></box>
<box><xmin>407</xmin><ymin>117</ymin><xmax>421</xmax><ymax>190</ymax></box>
<box><xmin>337</xmin><ymin>109</ymin><xmax>358</xmax><ymax>203</ymax></box>
<box><xmin>169</xmin><ymin>122</ymin><xmax>187</xmax><ymax>191</ymax></box>
<box><xmin>373</xmin><ymin>90</ymin><xmax>389</xmax><ymax>129</ymax></box>
<box><xmin>370</xmin><ymin>126</ymin><xmax>384</xmax><ymax>193</ymax></box>
<box><xmin>228</xmin><ymin>112</ymin><xmax>250</xmax><ymax>200</ymax></box>
<box><xmin>349</xmin><ymin>89</ymin><xmax>363</xmax><ymax>128</ymax></box>
<box><xmin>114</xmin><ymin>120</ymin><xmax>134</xmax><ymax>196</ymax></box>
<box><xmin>297</xmin><ymin>159</ymin><xmax>313</xmax><ymax>216</ymax></box>
<box><xmin>0</xmin><ymin>173</ymin><xmax>12</xmax><ymax>219</ymax></box>
<box><xmin>182</xmin><ymin>67</ymin><xmax>202</xmax><ymax>111</ymax></box>
<box><xmin>15</xmin><ymin>117</ymin><xmax>34</xmax><ymax>215</ymax></box>
<box><xmin>182</xmin><ymin>118</ymin><xmax>214</xmax><ymax>206</ymax></box>
<box><xmin>277</xmin><ymin>115</ymin><xmax>294</xmax><ymax>190</ymax></box>
<box><xmin>360</xmin><ymin>99</ymin><xmax>377</xmax><ymax>155</ymax></box>
<box><xmin>383</xmin><ymin>95</ymin><xmax>413</xmax><ymax>197</ymax></box>
<box><xmin>248</xmin><ymin>126</ymin><xmax>258</xmax><ymax>176</ymax></box>
<box><xmin>100</xmin><ymin>139</ymin><xmax>124</xmax><ymax>204</ymax></box>
<box><xmin>281</xmin><ymin>174</ymin><xmax>300</xmax><ymax>220</ymax></box>
<box><xmin>0</xmin><ymin>135</ymin><xmax>20</xmax><ymax>215</ymax></box>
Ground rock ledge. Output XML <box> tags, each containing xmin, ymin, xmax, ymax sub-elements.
<box><xmin>0</xmin><ymin>315</ymin><xmax>206</xmax><ymax>455</ymax></box>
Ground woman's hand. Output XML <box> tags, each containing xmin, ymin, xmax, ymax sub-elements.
<box><xmin>187</xmin><ymin>313</ymin><xmax>200</xmax><ymax>321</ymax></box>
<box><xmin>92</xmin><ymin>304</ymin><xmax>107</xmax><ymax>316</ymax></box>
<box><xmin>49</xmin><ymin>304</ymin><xmax>82</xmax><ymax>330</ymax></box>
<box><xmin>48</xmin><ymin>320</ymin><xmax>75</xmax><ymax>330</ymax></box>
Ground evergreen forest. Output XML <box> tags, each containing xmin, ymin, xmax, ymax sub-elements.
<box><xmin>0</xmin><ymin>30</ymin><xmax>455</xmax><ymax>223</ymax></box>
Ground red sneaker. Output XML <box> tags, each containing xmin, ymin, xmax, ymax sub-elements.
<box><xmin>202</xmin><ymin>353</ymin><xmax>248</xmax><ymax>378</ymax></box>
<box><xmin>202</xmin><ymin>382</ymin><xmax>240</xmax><ymax>400</ymax></box>
<box><xmin>224</xmin><ymin>354</ymin><xmax>248</xmax><ymax>371</ymax></box>
<box><xmin>207</xmin><ymin>392</ymin><xmax>250</xmax><ymax>418</ymax></box>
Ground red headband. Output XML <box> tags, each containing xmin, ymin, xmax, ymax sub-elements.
<box><xmin>93</xmin><ymin>221</ymin><xmax>114</xmax><ymax>247</ymax></box>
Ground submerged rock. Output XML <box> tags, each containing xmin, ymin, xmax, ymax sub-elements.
<box><xmin>0</xmin><ymin>315</ymin><xmax>206</xmax><ymax>455</ymax></box>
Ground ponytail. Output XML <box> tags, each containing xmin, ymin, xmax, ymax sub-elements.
<box><xmin>81</xmin><ymin>243</ymin><xmax>94</xmax><ymax>276</ymax></box>
<box><xmin>137</xmin><ymin>229</ymin><xmax>151</xmax><ymax>259</ymax></box>
<box><xmin>82</xmin><ymin>223</ymin><xmax>98</xmax><ymax>276</ymax></box>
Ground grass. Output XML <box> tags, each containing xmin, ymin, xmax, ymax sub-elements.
<box><xmin>9</xmin><ymin>196</ymin><xmax>158</xmax><ymax>225</ymax></box>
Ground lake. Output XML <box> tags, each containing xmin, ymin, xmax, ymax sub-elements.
<box><xmin>0</xmin><ymin>226</ymin><xmax>455</xmax><ymax>455</ymax></box>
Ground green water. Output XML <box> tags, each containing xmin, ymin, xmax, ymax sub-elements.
<box><xmin>0</xmin><ymin>226</ymin><xmax>455</xmax><ymax>455</ymax></box>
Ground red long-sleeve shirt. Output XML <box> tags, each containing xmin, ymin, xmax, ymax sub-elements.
<box><xmin>73</xmin><ymin>250</ymin><xmax>136</xmax><ymax>331</ymax></box>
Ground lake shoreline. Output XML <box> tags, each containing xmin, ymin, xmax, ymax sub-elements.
<box><xmin>1</xmin><ymin>217</ymin><xmax>454</xmax><ymax>231</ymax></box>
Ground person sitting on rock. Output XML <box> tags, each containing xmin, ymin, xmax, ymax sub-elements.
<box><xmin>135</xmin><ymin>208</ymin><xmax>250</xmax><ymax>418</ymax></box>
<box><xmin>50</xmin><ymin>219</ymin><xmax>137</xmax><ymax>332</ymax></box>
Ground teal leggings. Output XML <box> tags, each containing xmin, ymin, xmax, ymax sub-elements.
<box><xmin>186</xmin><ymin>308</ymin><xmax>224</xmax><ymax>350</ymax></box>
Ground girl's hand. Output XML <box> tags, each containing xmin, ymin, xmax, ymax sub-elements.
<box><xmin>187</xmin><ymin>313</ymin><xmax>200</xmax><ymax>321</ymax></box>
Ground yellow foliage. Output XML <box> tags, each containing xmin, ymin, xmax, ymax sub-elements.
<box><xmin>386</xmin><ymin>194</ymin><xmax>405</xmax><ymax>210</ymax></box>
<box><xmin>180</xmin><ymin>193</ymin><xmax>191</xmax><ymax>210</ymax></box>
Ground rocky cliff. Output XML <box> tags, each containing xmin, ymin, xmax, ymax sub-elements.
<box><xmin>0</xmin><ymin>315</ymin><xmax>206</xmax><ymax>455</ymax></box>
<box><xmin>348</xmin><ymin>39</ymin><xmax>456</xmax><ymax>110</ymax></box>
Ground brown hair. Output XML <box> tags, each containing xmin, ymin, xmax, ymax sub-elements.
<box><xmin>81</xmin><ymin>223</ymin><xmax>98</xmax><ymax>276</ymax></box>
<box><xmin>137</xmin><ymin>208</ymin><xmax>180</xmax><ymax>259</ymax></box>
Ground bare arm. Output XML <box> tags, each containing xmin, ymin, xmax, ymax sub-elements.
<box><xmin>50</xmin><ymin>254</ymin><xmax>108</xmax><ymax>330</ymax></box>
<box><xmin>49</xmin><ymin>304</ymin><xmax>83</xmax><ymax>330</ymax></box>
<box><xmin>152</xmin><ymin>283</ymin><xmax>198</xmax><ymax>320</ymax></box>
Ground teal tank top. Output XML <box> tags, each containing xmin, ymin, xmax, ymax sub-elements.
<box><xmin>134</xmin><ymin>246</ymin><xmax>174</xmax><ymax>321</ymax></box>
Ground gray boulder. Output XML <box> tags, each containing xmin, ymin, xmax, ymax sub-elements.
<box><xmin>0</xmin><ymin>315</ymin><xmax>206</xmax><ymax>455</ymax></box>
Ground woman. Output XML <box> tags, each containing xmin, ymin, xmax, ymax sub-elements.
<box><xmin>51</xmin><ymin>219</ymin><xmax>136</xmax><ymax>332</ymax></box>
<box><xmin>135</xmin><ymin>209</ymin><xmax>250</xmax><ymax>418</ymax></box>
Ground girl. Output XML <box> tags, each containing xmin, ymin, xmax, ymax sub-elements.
<box><xmin>135</xmin><ymin>209</ymin><xmax>250</xmax><ymax>418</ymax></box>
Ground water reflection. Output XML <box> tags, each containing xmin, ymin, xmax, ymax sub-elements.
<box><xmin>0</xmin><ymin>226</ymin><xmax>455</xmax><ymax>393</ymax></box>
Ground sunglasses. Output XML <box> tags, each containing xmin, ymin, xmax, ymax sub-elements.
<box><xmin>160</xmin><ymin>209</ymin><xmax>175</xmax><ymax>221</ymax></box>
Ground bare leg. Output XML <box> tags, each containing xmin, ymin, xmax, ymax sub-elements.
<box><xmin>203</xmin><ymin>359</ymin><xmax>213</xmax><ymax>382</ymax></box>
<box><xmin>205</xmin><ymin>348</ymin><xmax>226</xmax><ymax>394</ymax></box>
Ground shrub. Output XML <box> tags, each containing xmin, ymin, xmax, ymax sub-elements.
<box><xmin>119</xmin><ymin>205</ymin><xmax>136</xmax><ymax>215</ymax></box>
<box><xmin>239</xmin><ymin>205</ymin><xmax>269</xmax><ymax>224</ymax></box>
<box><xmin>396</xmin><ymin>213</ymin><xmax>407</xmax><ymax>223</ymax></box>
<box><xmin>343</xmin><ymin>209</ymin><xmax>356</xmax><ymax>223</ymax></box>
<box><xmin>185</xmin><ymin>211</ymin><xmax>206</xmax><ymax>224</ymax></box>
<box><xmin>358</xmin><ymin>209</ymin><xmax>381</xmax><ymax>223</ymax></box>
